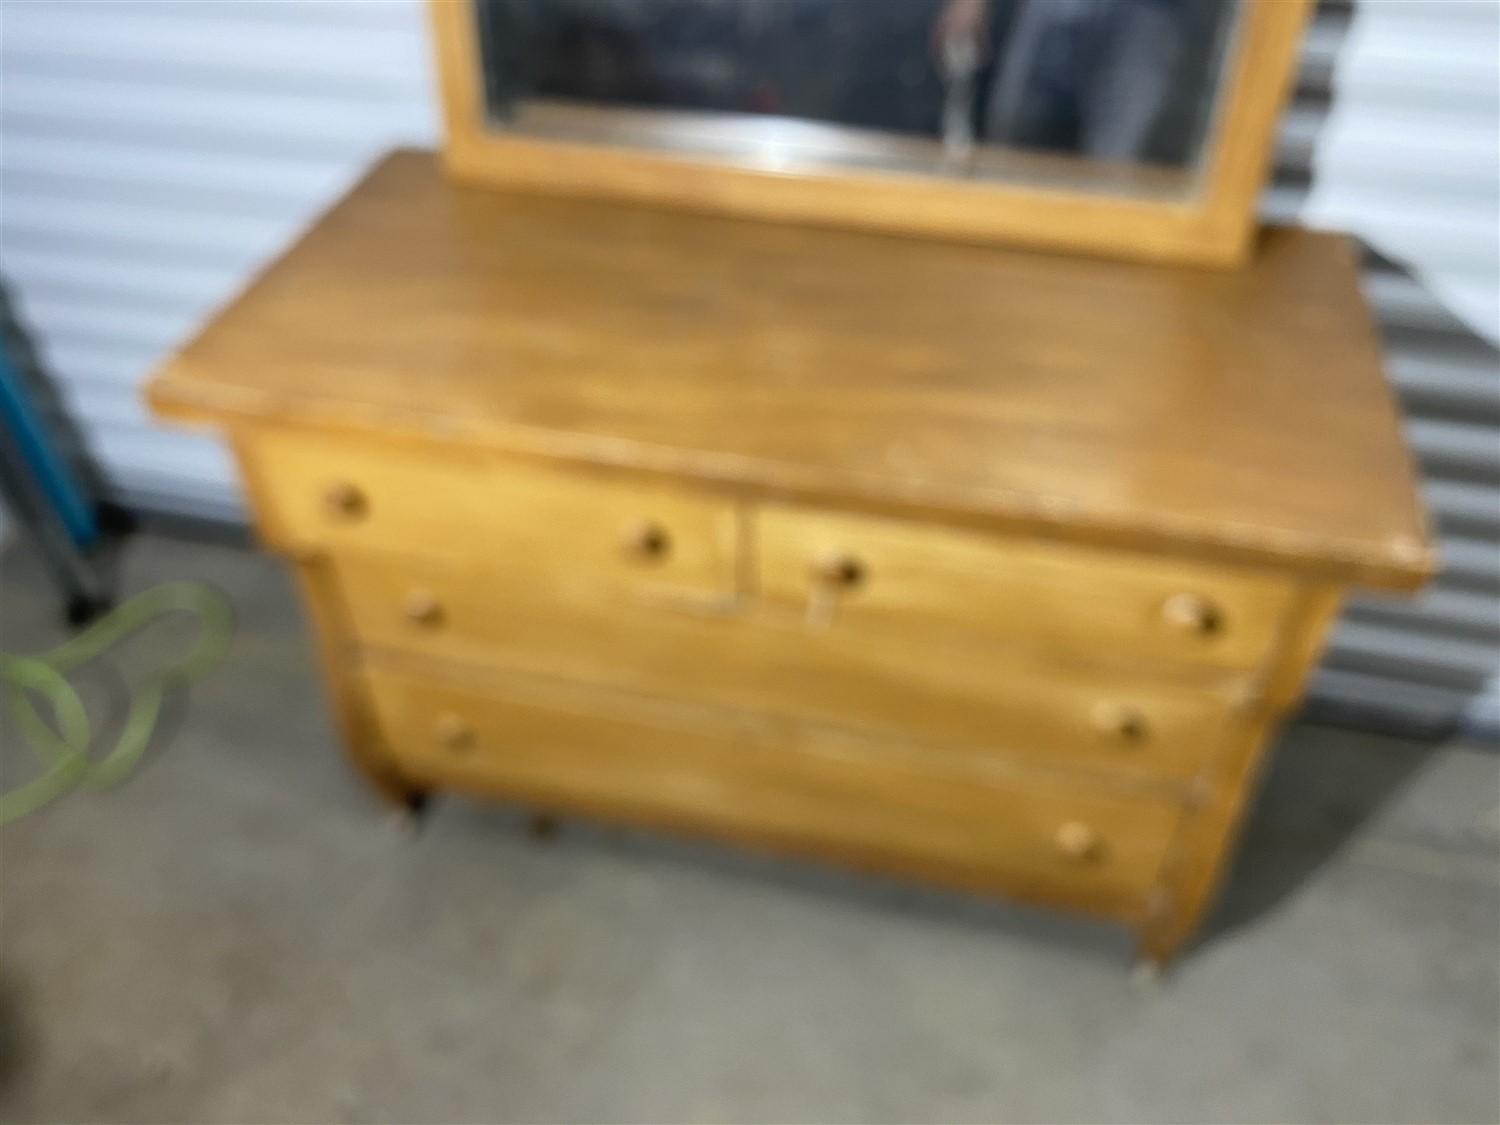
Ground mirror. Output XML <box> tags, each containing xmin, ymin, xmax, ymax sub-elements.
<box><xmin>473</xmin><ymin>0</ymin><xmax>1243</xmax><ymax>198</ymax></box>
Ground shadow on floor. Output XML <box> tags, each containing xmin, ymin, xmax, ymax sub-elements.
<box><xmin>436</xmin><ymin>796</ymin><xmax>1138</xmax><ymax>963</ymax></box>
<box><xmin>433</xmin><ymin>719</ymin><xmax>1455</xmax><ymax>964</ymax></box>
<box><xmin>0</xmin><ymin>974</ymin><xmax>37</xmax><ymax>1105</ymax></box>
<box><xmin>1206</xmin><ymin>721</ymin><xmax>1448</xmax><ymax>943</ymax></box>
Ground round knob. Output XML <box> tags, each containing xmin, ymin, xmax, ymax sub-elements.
<box><xmin>1091</xmin><ymin>701</ymin><xmax>1149</xmax><ymax>745</ymax></box>
<box><xmin>323</xmin><ymin>481</ymin><xmax>367</xmax><ymax>521</ymax></box>
<box><xmin>403</xmin><ymin>588</ymin><xmax>444</xmax><ymax>627</ymax></box>
<box><xmin>811</xmin><ymin>551</ymin><xmax>866</xmax><ymax>589</ymax></box>
<box><xmin>623</xmin><ymin>520</ymin><xmax>671</xmax><ymax>561</ymax></box>
<box><xmin>1055</xmin><ymin>821</ymin><xmax>1102</xmax><ymax>862</ymax></box>
<box><xmin>433</xmin><ymin>712</ymin><xmax>474</xmax><ymax>753</ymax></box>
<box><xmin>1161</xmin><ymin>592</ymin><xmax>1223</xmax><ymax>637</ymax></box>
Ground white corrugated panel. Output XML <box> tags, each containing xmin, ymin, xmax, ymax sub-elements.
<box><xmin>0</xmin><ymin>0</ymin><xmax>441</xmax><ymax>520</ymax></box>
<box><xmin>1290</xmin><ymin>0</ymin><xmax>1500</xmax><ymax>734</ymax></box>
<box><xmin>2</xmin><ymin>0</ymin><xmax>1496</xmax><ymax>731</ymax></box>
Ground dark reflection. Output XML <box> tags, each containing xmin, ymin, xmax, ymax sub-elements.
<box><xmin>477</xmin><ymin>0</ymin><xmax>1240</xmax><ymax>171</ymax></box>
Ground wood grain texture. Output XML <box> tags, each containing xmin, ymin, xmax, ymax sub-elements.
<box><xmin>429</xmin><ymin>0</ymin><xmax>1311</xmax><ymax>267</ymax></box>
<box><xmin>1138</xmin><ymin>584</ymin><xmax>1346</xmax><ymax>962</ymax></box>
<box><xmin>231</xmin><ymin>430</ymin><xmax>418</xmax><ymax>805</ymax></box>
<box><xmin>328</xmin><ymin>548</ymin><xmax>1247</xmax><ymax>787</ymax></box>
<box><xmin>148</xmin><ymin>151</ymin><xmax>1432</xmax><ymax>591</ymax></box>
<box><xmin>361</xmin><ymin>656</ymin><xmax>1183</xmax><ymax>921</ymax></box>
<box><xmin>287</xmin><ymin>559</ymin><xmax>422</xmax><ymax>809</ymax></box>
<box><xmin>146</xmin><ymin>137</ymin><xmax>1433</xmax><ymax>962</ymax></box>
<box><xmin>239</xmin><ymin>426</ymin><xmax>741</xmax><ymax>607</ymax></box>
<box><xmin>757</xmin><ymin>501</ymin><xmax>1297</xmax><ymax>672</ymax></box>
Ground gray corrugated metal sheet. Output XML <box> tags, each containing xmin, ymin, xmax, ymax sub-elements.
<box><xmin>1</xmin><ymin>0</ymin><xmax>1495</xmax><ymax>732</ymax></box>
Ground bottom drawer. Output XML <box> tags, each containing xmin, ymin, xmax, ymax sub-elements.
<box><xmin>361</xmin><ymin>661</ymin><xmax>1183</xmax><ymax>922</ymax></box>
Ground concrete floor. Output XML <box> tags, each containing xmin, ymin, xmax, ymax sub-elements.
<box><xmin>1</xmin><ymin>532</ymin><xmax>1496</xmax><ymax>1124</ymax></box>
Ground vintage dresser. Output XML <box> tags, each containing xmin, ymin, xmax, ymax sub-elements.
<box><xmin>147</xmin><ymin>151</ymin><xmax>1431</xmax><ymax>964</ymax></box>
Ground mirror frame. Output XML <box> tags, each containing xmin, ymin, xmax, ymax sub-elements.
<box><xmin>429</xmin><ymin>0</ymin><xmax>1312</xmax><ymax>267</ymax></box>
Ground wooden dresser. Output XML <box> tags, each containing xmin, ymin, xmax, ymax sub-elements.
<box><xmin>148</xmin><ymin>151</ymin><xmax>1431</xmax><ymax>964</ymax></box>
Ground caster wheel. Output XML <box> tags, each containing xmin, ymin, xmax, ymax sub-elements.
<box><xmin>528</xmin><ymin>813</ymin><xmax>560</xmax><ymax>841</ymax></box>
<box><xmin>387</xmin><ymin>792</ymin><xmax>430</xmax><ymax>838</ymax></box>
<box><xmin>95</xmin><ymin>501</ymin><xmax>139</xmax><ymax>536</ymax></box>
<box><xmin>65</xmin><ymin>593</ymin><xmax>112</xmax><ymax>627</ymax></box>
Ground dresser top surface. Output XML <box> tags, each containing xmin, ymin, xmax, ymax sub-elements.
<box><xmin>150</xmin><ymin>150</ymin><xmax>1430</xmax><ymax>589</ymax></box>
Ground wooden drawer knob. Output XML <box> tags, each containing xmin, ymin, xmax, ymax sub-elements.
<box><xmin>623</xmin><ymin>520</ymin><xmax>671</xmax><ymax>561</ymax></box>
<box><xmin>1091</xmin><ymin>701</ymin><xmax>1150</xmax><ymax>745</ymax></box>
<box><xmin>433</xmin><ymin>712</ymin><xmax>474</xmax><ymax>753</ymax></box>
<box><xmin>1055</xmin><ymin>821</ymin><xmax>1102</xmax><ymax>862</ymax></box>
<box><xmin>323</xmin><ymin>481</ymin><xmax>367</xmax><ymax>521</ymax></box>
<box><xmin>811</xmin><ymin>551</ymin><xmax>866</xmax><ymax>588</ymax></box>
<box><xmin>1161</xmin><ymin>592</ymin><xmax>1224</xmax><ymax>637</ymax></box>
<box><xmin>403</xmin><ymin>588</ymin><xmax>444</xmax><ymax>627</ymax></box>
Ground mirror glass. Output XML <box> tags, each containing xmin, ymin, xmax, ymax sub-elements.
<box><xmin>475</xmin><ymin>0</ymin><xmax>1242</xmax><ymax>197</ymax></box>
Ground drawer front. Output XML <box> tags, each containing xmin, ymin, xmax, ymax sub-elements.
<box><xmin>757</xmin><ymin>504</ymin><xmax>1296</xmax><ymax>673</ymax></box>
<box><xmin>334</xmin><ymin>553</ymin><xmax>1243</xmax><ymax>782</ymax></box>
<box><xmin>362</xmin><ymin>662</ymin><xmax>1181</xmax><ymax>919</ymax></box>
<box><xmin>241</xmin><ymin>428</ymin><xmax>739</xmax><ymax>602</ymax></box>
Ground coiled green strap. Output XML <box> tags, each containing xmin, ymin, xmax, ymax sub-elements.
<box><xmin>0</xmin><ymin>581</ymin><xmax>234</xmax><ymax>826</ymax></box>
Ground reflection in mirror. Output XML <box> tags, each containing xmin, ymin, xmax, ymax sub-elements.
<box><xmin>475</xmin><ymin>0</ymin><xmax>1242</xmax><ymax>196</ymax></box>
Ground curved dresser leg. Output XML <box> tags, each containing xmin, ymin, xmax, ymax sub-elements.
<box><xmin>1138</xmin><ymin>585</ymin><xmax>1346</xmax><ymax>965</ymax></box>
<box><xmin>289</xmin><ymin>557</ymin><xmax>429</xmax><ymax>813</ymax></box>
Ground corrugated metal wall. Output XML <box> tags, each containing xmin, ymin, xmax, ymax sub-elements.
<box><xmin>2</xmin><ymin>0</ymin><xmax>1496</xmax><ymax>732</ymax></box>
<box><xmin>1</xmin><ymin>0</ymin><xmax>441</xmax><ymax>520</ymax></box>
<box><xmin>1277</xmin><ymin>0</ymin><xmax>1500</xmax><ymax>734</ymax></box>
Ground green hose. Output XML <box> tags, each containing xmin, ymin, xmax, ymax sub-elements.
<box><xmin>0</xmin><ymin>581</ymin><xmax>234</xmax><ymax>826</ymax></box>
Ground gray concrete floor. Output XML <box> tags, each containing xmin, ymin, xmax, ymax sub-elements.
<box><xmin>1</xmin><ymin>532</ymin><xmax>1497</xmax><ymax>1124</ymax></box>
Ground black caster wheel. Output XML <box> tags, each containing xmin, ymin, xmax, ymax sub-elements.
<box><xmin>64</xmin><ymin>593</ymin><xmax>112</xmax><ymax>627</ymax></box>
<box><xmin>385</xmin><ymin>790</ymin><xmax>431</xmax><ymax>838</ymax></box>
<box><xmin>95</xmin><ymin>501</ymin><xmax>139</xmax><ymax>536</ymax></box>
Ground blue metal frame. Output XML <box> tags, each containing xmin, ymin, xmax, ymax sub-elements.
<box><xmin>0</xmin><ymin>345</ymin><xmax>99</xmax><ymax>550</ymax></box>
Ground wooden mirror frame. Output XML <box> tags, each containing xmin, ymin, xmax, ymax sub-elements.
<box><xmin>429</xmin><ymin>0</ymin><xmax>1312</xmax><ymax>267</ymax></box>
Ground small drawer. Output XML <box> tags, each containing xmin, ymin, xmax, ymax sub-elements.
<box><xmin>361</xmin><ymin>662</ymin><xmax>1183</xmax><ymax>921</ymax></box>
<box><xmin>333</xmin><ymin>553</ymin><xmax>1243</xmax><ymax>783</ymax></box>
<box><xmin>756</xmin><ymin>504</ymin><xmax>1296</xmax><ymax>673</ymax></box>
<box><xmin>240</xmin><ymin>428</ymin><xmax>738</xmax><ymax>602</ymax></box>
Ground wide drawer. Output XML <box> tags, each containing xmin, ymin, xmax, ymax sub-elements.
<box><xmin>756</xmin><ymin>504</ymin><xmax>1297</xmax><ymax>673</ymax></box>
<box><xmin>240</xmin><ymin>428</ymin><xmax>739</xmax><ymax>603</ymax></box>
<box><xmin>333</xmin><ymin>552</ymin><xmax>1245</xmax><ymax>783</ymax></box>
<box><xmin>361</xmin><ymin>660</ymin><xmax>1182</xmax><ymax>920</ymax></box>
